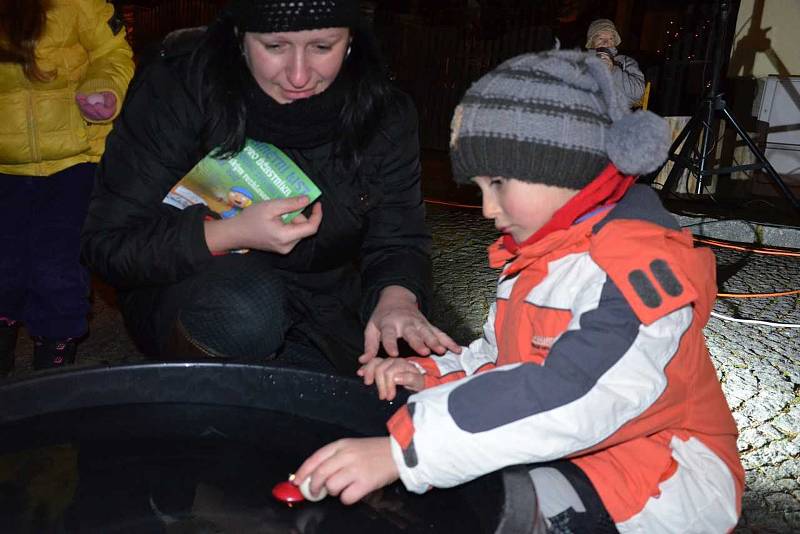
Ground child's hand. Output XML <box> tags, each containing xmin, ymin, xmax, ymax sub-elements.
<box><xmin>293</xmin><ymin>437</ymin><xmax>398</xmax><ymax>505</ymax></box>
<box><xmin>76</xmin><ymin>91</ymin><xmax>117</xmax><ymax>121</ymax></box>
<box><xmin>357</xmin><ymin>357</ymin><xmax>424</xmax><ymax>401</ymax></box>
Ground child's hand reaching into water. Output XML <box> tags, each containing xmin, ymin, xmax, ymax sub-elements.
<box><xmin>294</xmin><ymin>437</ymin><xmax>398</xmax><ymax>505</ymax></box>
<box><xmin>358</xmin><ymin>357</ymin><xmax>425</xmax><ymax>401</ymax></box>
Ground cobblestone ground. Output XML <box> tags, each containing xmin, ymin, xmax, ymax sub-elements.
<box><xmin>8</xmin><ymin>202</ymin><xmax>799</xmax><ymax>532</ymax></box>
<box><xmin>426</xmin><ymin>203</ymin><xmax>800</xmax><ymax>534</ymax></box>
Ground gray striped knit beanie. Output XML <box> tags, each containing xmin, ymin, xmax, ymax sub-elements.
<box><xmin>230</xmin><ymin>0</ymin><xmax>360</xmax><ymax>33</ymax></box>
<box><xmin>449</xmin><ymin>50</ymin><xmax>669</xmax><ymax>187</ymax></box>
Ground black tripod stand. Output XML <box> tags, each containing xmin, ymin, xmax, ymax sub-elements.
<box><xmin>661</xmin><ymin>0</ymin><xmax>800</xmax><ymax>212</ymax></box>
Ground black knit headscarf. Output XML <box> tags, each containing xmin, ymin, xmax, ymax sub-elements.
<box><xmin>229</xmin><ymin>0</ymin><xmax>360</xmax><ymax>33</ymax></box>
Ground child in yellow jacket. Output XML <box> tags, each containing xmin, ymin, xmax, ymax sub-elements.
<box><xmin>0</xmin><ymin>0</ymin><xmax>134</xmax><ymax>373</ymax></box>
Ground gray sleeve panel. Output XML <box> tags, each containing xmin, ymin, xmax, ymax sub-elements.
<box><xmin>448</xmin><ymin>277</ymin><xmax>641</xmax><ymax>433</ymax></box>
<box><xmin>593</xmin><ymin>185</ymin><xmax>680</xmax><ymax>234</ymax></box>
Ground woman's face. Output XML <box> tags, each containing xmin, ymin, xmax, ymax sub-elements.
<box><xmin>243</xmin><ymin>28</ymin><xmax>351</xmax><ymax>104</ymax></box>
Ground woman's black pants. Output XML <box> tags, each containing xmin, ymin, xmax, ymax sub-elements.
<box><xmin>118</xmin><ymin>252</ymin><xmax>365</xmax><ymax>372</ymax></box>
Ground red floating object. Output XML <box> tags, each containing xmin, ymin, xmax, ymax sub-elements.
<box><xmin>272</xmin><ymin>480</ymin><xmax>305</xmax><ymax>504</ymax></box>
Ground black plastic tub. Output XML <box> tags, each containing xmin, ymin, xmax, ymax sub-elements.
<box><xmin>0</xmin><ymin>363</ymin><xmax>538</xmax><ymax>533</ymax></box>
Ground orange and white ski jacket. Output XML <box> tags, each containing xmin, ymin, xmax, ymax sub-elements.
<box><xmin>387</xmin><ymin>186</ymin><xmax>744</xmax><ymax>533</ymax></box>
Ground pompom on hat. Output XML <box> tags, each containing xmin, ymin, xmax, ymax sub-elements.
<box><xmin>229</xmin><ymin>0</ymin><xmax>360</xmax><ymax>33</ymax></box>
<box><xmin>585</xmin><ymin>18</ymin><xmax>622</xmax><ymax>49</ymax></box>
<box><xmin>449</xmin><ymin>50</ymin><xmax>670</xmax><ymax>187</ymax></box>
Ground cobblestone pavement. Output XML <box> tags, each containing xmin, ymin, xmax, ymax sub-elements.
<box><xmin>7</xmin><ymin>202</ymin><xmax>799</xmax><ymax>533</ymax></box>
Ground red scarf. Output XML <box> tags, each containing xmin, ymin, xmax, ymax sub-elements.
<box><xmin>501</xmin><ymin>163</ymin><xmax>635</xmax><ymax>254</ymax></box>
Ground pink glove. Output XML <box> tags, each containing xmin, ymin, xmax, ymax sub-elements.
<box><xmin>76</xmin><ymin>91</ymin><xmax>117</xmax><ymax>121</ymax></box>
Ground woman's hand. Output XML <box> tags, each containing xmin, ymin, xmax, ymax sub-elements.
<box><xmin>293</xmin><ymin>437</ymin><xmax>398</xmax><ymax>505</ymax></box>
<box><xmin>76</xmin><ymin>91</ymin><xmax>117</xmax><ymax>121</ymax></box>
<box><xmin>204</xmin><ymin>196</ymin><xmax>322</xmax><ymax>254</ymax></box>
<box><xmin>359</xmin><ymin>286</ymin><xmax>460</xmax><ymax>364</ymax></box>
<box><xmin>357</xmin><ymin>357</ymin><xmax>425</xmax><ymax>401</ymax></box>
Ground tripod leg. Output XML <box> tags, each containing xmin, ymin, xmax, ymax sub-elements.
<box><xmin>663</xmin><ymin>115</ymin><xmax>704</xmax><ymax>195</ymax></box>
<box><xmin>669</xmin><ymin>113</ymin><xmax>698</xmax><ymax>155</ymax></box>
<box><xmin>720</xmin><ymin>106</ymin><xmax>800</xmax><ymax>210</ymax></box>
<box><xmin>695</xmin><ymin>99</ymin><xmax>719</xmax><ymax>195</ymax></box>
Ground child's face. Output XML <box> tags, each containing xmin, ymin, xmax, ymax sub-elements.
<box><xmin>472</xmin><ymin>176</ymin><xmax>578</xmax><ymax>243</ymax></box>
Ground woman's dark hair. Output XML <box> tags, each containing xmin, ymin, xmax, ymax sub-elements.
<box><xmin>336</xmin><ymin>20</ymin><xmax>396</xmax><ymax>168</ymax></box>
<box><xmin>190</xmin><ymin>11</ymin><xmax>396</xmax><ymax>168</ymax></box>
<box><xmin>0</xmin><ymin>0</ymin><xmax>55</xmax><ymax>82</ymax></box>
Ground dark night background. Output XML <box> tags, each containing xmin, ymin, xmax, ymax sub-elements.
<box><xmin>114</xmin><ymin>0</ymin><xmax>741</xmax><ymax>151</ymax></box>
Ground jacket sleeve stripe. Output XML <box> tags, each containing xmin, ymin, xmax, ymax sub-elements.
<box><xmin>448</xmin><ymin>276</ymin><xmax>640</xmax><ymax>432</ymax></box>
<box><xmin>387</xmin><ymin>404</ymin><xmax>415</xmax><ymax>449</ymax></box>
<box><xmin>394</xmin><ymin>304</ymin><xmax>692</xmax><ymax>490</ymax></box>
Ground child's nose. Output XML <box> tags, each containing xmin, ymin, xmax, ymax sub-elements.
<box><xmin>482</xmin><ymin>198</ymin><xmax>498</xmax><ymax>220</ymax></box>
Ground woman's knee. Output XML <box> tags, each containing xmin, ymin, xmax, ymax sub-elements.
<box><xmin>173</xmin><ymin>268</ymin><xmax>291</xmax><ymax>359</ymax></box>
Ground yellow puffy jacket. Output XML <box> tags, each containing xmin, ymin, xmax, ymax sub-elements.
<box><xmin>0</xmin><ymin>0</ymin><xmax>134</xmax><ymax>176</ymax></box>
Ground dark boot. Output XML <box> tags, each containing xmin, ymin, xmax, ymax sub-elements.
<box><xmin>163</xmin><ymin>318</ymin><xmax>228</xmax><ymax>360</ymax></box>
<box><xmin>32</xmin><ymin>337</ymin><xmax>77</xmax><ymax>370</ymax></box>
<box><xmin>0</xmin><ymin>319</ymin><xmax>19</xmax><ymax>377</ymax></box>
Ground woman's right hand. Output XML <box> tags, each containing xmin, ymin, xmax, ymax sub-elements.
<box><xmin>204</xmin><ymin>196</ymin><xmax>322</xmax><ymax>254</ymax></box>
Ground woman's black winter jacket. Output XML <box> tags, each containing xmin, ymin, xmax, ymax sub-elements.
<box><xmin>80</xmin><ymin>42</ymin><xmax>432</xmax><ymax>328</ymax></box>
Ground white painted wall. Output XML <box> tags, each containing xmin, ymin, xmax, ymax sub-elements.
<box><xmin>729</xmin><ymin>0</ymin><xmax>800</xmax><ymax>77</ymax></box>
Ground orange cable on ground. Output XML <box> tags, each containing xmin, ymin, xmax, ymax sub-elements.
<box><xmin>424</xmin><ymin>199</ymin><xmax>800</xmax><ymax>255</ymax></box>
<box><xmin>716</xmin><ymin>289</ymin><xmax>800</xmax><ymax>299</ymax></box>
<box><xmin>691</xmin><ymin>238</ymin><xmax>799</xmax><ymax>297</ymax></box>
<box><xmin>423</xmin><ymin>199</ymin><xmax>800</xmax><ymax>298</ymax></box>
<box><xmin>424</xmin><ymin>198</ymin><xmax>482</xmax><ymax>209</ymax></box>
<box><xmin>693</xmin><ymin>237</ymin><xmax>800</xmax><ymax>257</ymax></box>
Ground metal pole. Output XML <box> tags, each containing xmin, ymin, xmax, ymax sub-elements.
<box><xmin>694</xmin><ymin>0</ymin><xmax>730</xmax><ymax>194</ymax></box>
